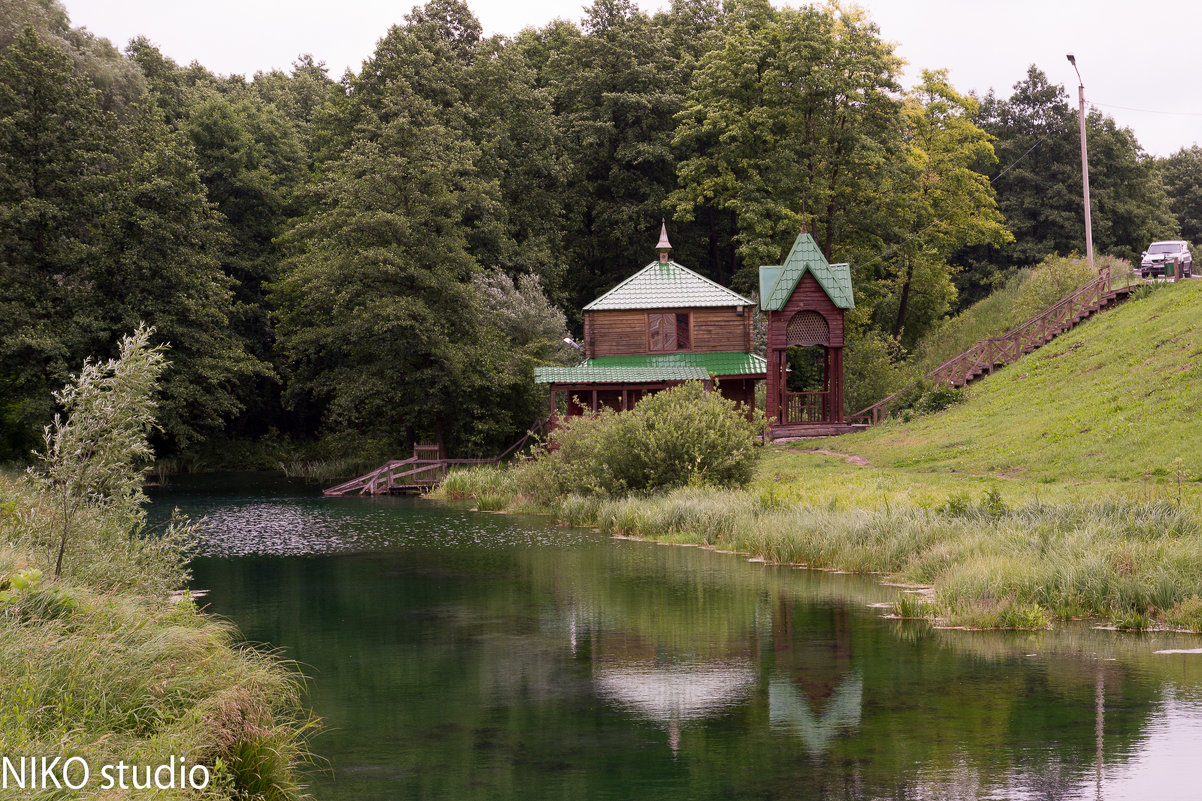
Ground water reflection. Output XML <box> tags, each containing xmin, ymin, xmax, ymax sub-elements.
<box><xmin>155</xmin><ymin>478</ymin><xmax>1202</xmax><ymax>801</ymax></box>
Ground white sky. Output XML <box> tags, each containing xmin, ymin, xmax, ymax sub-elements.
<box><xmin>62</xmin><ymin>0</ymin><xmax>1202</xmax><ymax>157</ymax></box>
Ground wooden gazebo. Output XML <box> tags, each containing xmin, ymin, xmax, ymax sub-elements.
<box><xmin>759</xmin><ymin>230</ymin><xmax>861</xmax><ymax>438</ymax></box>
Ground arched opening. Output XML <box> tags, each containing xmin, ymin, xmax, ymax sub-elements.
<box><xmin>784</xmin><ymin>345</ymin><xmax>830</xmax><ymax>422</ymax></box>
<box><xmin>782</xmin><ymin>311</ymin><xmax>833</xmax><ymax>423</ymax></box>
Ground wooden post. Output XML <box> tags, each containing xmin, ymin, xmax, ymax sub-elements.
<box><xmin>779</xmin><ymin>350</ymin><xmax>789</xmax><ymax>424</ymax></box>
<box><xmin>621</xmin><ymin>389</ymin><xmax>629</xmax><ymax>411</ymax></box>
<box><xmin>837</xmin><ymin>348</ymin><xmax>845</xmax><ymax>422</ymax></box>
<box><xmin>591</xmin><ymin>389</ymin><xmax>598</xmax><ymax>414</ymax></box>
<box><xmin>824</xmin><ymin>347</ymin><xmax>832</xmax><ymax>421</ymax></box>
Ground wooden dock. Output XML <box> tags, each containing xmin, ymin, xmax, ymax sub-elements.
<box><xmin>324</xmin><ymin>419</ymin><xmax>550</xmax><ymax>496</ymax></box>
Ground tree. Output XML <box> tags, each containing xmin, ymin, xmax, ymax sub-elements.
<box><xmin>671</xmin><ymin>3</ymin><xmax>903</xmax><ymax>291</ymax></box>
<box><xmin>274</xmin><ymin>73</ymin><xmax>521</xmax><ymax>455</ymax></box>
<box><xmin>472</xmin><ymin>270</ymin><xmax>577</xmax><ymax>364</ymax></box>
<box><xmin>961</xmin><ymin>66</ymin><xmax>1177</xmax><ymax>305</ymax></box>
<box><xmin>873</xmin><ymin>71</ymin><xmax>1011</xmax><ymax>345</ymax></box>
<box><xmin>545</xmin><ymin>0</ymin><xmax>687</xmax><ymax>308</ymax></box>
<box><xmin>463</xmin><ymin>36</ymin><xmax>568</xmax><ymax>296</ymax></box>
<box><xmin>1</xmin><ymin>0</ymin><xmax>147</xmax><ymax>112</ymax></box>
<box><xmin>0</xmin><ymin>27</ymin><xmax>116</xmax><ymax>456</ymax></box>
<box><xmin>1159</xmin><ymin>145</ymin><xmax>1202</xmax><ymax>247</ymax></box>
<box><xmin>97</xmin><ymin>102</ymin><xmax>265</xmax><ymax>448</ymax></box>
<box><xmin>33</xmin><ymin>325</ymin><xmax>166</xmax><ymax>580</ymax></box>
<box><xmin>0</xmin><ymin>28</ymin><xmax>262</xmax><ymax>454</ymax></box>
<box><xmin>251</xmin><ymin>55</ymin><xmax>341</xmax><ymax>163</ymax></box>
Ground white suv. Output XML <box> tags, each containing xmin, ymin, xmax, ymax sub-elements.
<box><xmin>1140</xmin><ymin>240</ymin><xmax>1193</xmax><ymax>278</ymax></box>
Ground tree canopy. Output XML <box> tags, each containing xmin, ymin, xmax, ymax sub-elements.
<box><xmin>0</xmin><ymin>0</ymin><xmax>1195</xmax><ymax>458</ymax></box>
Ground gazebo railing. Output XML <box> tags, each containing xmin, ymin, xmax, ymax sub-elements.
<box><xmin>785</xmin><ymin>390</ymin><xmax>830</xmax><ymax>424</ymax></box>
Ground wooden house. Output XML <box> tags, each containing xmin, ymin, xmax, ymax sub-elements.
<box><xmin>759</xmin><ymin>229</ymin><xmax>860</xmax><ymax>437</ymax></box>
<box><xmin>535</xmin><ymin>224</ymin><xmax>766</xmax><ymax>417</ymax></box>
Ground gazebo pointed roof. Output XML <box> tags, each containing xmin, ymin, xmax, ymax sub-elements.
<box><xmin>759</xmin><ymin>232</ymin><xmax>854</xmax><ymax>311</ymax></box>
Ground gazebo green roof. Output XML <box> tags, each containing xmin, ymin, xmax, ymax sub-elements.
<box><xmin>534</xmin><ymin>352</ymin><xmax>767</xmax><ymax>384</ymax></box>
<box><xmin>584</xmin><ymin>261</ymin><xmax>755</xmax><ymax>311</ymax></box>
<box><xmin>759</xmin><ymin>232</ymin><xmax>854</xmax><ymax>311</ymax></box>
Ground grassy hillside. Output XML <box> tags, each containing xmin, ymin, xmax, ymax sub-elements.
<box><xmin>838</xmin><ymin>279</ymin><xmax>1202</xmax><ymax>482</ymax></box>
<box><xmin>911</xmin><ymin>254</ymin><xmax>1102</xmax><ymax>373</ymax></box>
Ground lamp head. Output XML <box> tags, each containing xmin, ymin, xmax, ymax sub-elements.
<box><xmin>1066</xmin><ymin>54</ymin><xmax>1076</xmax><ymax>66</ymax></box>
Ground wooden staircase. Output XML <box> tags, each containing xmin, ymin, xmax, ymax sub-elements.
<box><xmin>849</xmin><ymin>269</ymin><xmax>1144</xmax><ymax>425</ymax></box>
<box><xmin>324</xmin><ymin>417</ymin><xmax>551</xmax><ymax>496</ymax></box>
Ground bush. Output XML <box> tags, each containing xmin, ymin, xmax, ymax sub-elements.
<box><xmin>523</xmin><ymin>382</ymin><xmax>763</xmax><ymax>500</ymax></box>
<box><xmin>890</xmin><ymin>378</ymin><xmax>964</xmax><ymax>421</ymax></box>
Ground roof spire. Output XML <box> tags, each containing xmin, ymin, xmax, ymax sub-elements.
<box><xmin>656</xmin><ymin>219</ymin><xmax>672</xmax><ymax>264</ymax></box>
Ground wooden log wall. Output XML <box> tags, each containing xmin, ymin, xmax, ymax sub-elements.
<box><xmin>586</xmin><ymin>307</ymin><xmax>752</xmax><ymax>358</ymax></box>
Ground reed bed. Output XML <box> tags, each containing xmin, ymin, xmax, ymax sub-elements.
<box><xmin>0</xmin><ymin>473</ymin><xmax>315</xmax><ymax>799</ymax></box>
<box><xmin>437</xmin><ymin>466</ymin><xmax>1202</xmax><ymax>631</ymax></box>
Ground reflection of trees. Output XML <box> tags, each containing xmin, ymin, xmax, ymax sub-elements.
<box><xmin>188</xmin><ymin>506</ymin><xmax>1200</xmax><ymax>801</ymax></box>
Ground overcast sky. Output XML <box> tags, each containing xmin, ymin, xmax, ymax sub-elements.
<box><xmin>63</xmin><ymin>0</ymin><xmax>1201</xmax><ymax>157</ymax></box>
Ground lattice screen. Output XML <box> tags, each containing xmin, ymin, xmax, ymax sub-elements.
<box><xmin>785</xmin><ymin>310</ymin><xmax>830</xmax><ymax>347</ymax></box>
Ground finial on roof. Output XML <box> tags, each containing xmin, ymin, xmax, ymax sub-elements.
<box><xmin>657</xmin><ymin>219</ymin><xmax>672</xmax><ymax>264</ymax></box>
<box><xmin>799</xmin><ymin>221</ymin><xmax>808</xmax><ymax>235</ymax></box>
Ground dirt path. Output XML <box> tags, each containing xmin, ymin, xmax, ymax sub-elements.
<box><xmin>786</xmin><ymin>448</ymin><xmax>870</xmax><ymax>466</ymax></box>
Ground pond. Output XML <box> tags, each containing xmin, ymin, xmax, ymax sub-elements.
<box><xmin>150</xmin><ymin>474</ymin><xmax>1202</xmax><ymax>801</ymax></box>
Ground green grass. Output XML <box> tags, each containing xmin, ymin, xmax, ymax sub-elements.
<box><xmin>0</xmin><ymin>473</ymin><xmax>315</xmax><ymax>799</ymax></box>
<box><xmin>838</xmin><ymin>279</ymin><xmax>1202</xmax><ymax>482</ymax></box>
<box><xmin>437</xmin><ymin>282</ymin><xmax>1202</xmax><ymax>631</ymax></box>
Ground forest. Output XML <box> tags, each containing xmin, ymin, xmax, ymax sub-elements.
<box><xmin>2</xmin><ymin>0</ymin><xmax>1199</xmax><ymax>461</ymax></box>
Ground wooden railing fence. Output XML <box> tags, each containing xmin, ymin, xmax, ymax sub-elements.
<box><xmin>324</xmin><ymin>416</ymin><xmax>552</xmax><ymax>496</ymax></box>
<box><xmin>785</xmin><ymin>390</ymin><xmax>830</xmax><ymax>424</ymax></box>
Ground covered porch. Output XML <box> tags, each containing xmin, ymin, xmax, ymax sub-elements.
<box><xmin>534</xmin><ymin>352</ymin><xmax>765</xmax><ymax>421</ymax></box>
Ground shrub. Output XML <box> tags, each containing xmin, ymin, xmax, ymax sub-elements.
<box><xmin>524</xmin><ymin>381</ymin><xmax>763</xmax><ymax>500</ymax></box>
<box><xmin>892</xmin><ymin>378</ymin><xmax>964</xmax><ymax>421</ymax></box>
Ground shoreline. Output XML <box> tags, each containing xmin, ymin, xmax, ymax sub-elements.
<box><xmin>0</xmin><ymin>472</ymin><xmax>312</xmax><ymax>800</ymax></box>
<box><xmin>434</xmin><ymin>458</ymin><xmax>1202</xmax><ymax>633</ymax></box>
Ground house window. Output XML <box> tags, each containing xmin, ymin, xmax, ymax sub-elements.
<box><xmin>649</xmin><ymin>312</ymin><xmax>691</xmax><ymax>352</ymax></box>
<box><xmin>675</xmin><ymin>312</ymin><xmax>690</xmax><ymax>349</ymax></box>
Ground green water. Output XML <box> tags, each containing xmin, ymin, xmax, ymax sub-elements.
<box><xmin>152</xmin><ymin>474</ymin><xmax>1202</xmax><ymax>800</ymax></box>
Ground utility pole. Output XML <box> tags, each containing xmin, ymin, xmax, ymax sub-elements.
<box><xmin>1067</xmin><ymin>54</ymin><xmax>1095</xmax><ymax>273</ymax></box>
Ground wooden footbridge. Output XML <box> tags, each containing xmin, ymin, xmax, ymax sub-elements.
<box><xmin>324</xmin><ymin>419</ymin><xmax>550</xmax><ymax>496</ymax></box>
<box><xmin>849</xmin><ymin>268</ymin><xmax>1145</xmax><ymax>425</ymax></box>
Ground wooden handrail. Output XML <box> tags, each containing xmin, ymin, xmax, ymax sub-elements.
<box><xmin>324</xmin><ymin>416</ymin><xmax>554</xmax><ymax>496</ymax></box>
<box><xmin>848</xmin><ymin>269</ymin><xmax>1141</xmax><ymax>425</ymax></box>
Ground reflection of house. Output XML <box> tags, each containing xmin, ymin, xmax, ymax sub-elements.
<box><xmin>768</xmin><ymin>672</ymin><xmax>863</xmax><ymax>756</ymax></box>
<box><xmin>534</xmin><ymin>223</ymin><xmax>766</xmax><ymax>416</ymax></box>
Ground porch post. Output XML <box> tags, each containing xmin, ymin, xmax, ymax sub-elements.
<box><xmin>591</xmin><ymin>389</ymin><xmax>598</xmax><ymax>414</ymax></box>
<box><xmin>833</xmin><ymin>348</ymin><xmax>844</xmax><ymax>422</ymax></box>
<box><xmin>765</xmin><ymin>347</ymin><xmax>779</xmax><ymax>426</ymax></box>
<box><xmin>824</xmin><ymin>347</ymin><xmax>832</xmax><ymax>421</ymax></box>
<box><xmin>779</xmin><ymin>349</ymin><xmax>789</xmax><ymax>424</ymax></box>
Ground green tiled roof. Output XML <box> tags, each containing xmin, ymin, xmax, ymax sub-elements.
<box><xmin>534</xmin><ymin>351</ymin><xmax>767</xmax><ymax>384</ymax></box>
<box><xmin>584</xmin><ymin>261</ymin><xmax>755</xmax><ymax>311</ymax></box>
<box><xmin>759</xmin><ymin>232</ymin><xmax>854</xmax><ymax>311</ymax></box>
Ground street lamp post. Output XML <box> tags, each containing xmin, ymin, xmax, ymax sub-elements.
<box><xmin>1067</xmin><ymin>54</ymin><xmax>1095</xmax><ymax>274</ymax></box>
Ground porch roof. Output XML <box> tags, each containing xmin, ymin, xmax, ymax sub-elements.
<box><xmin>534</xmin><ymin>351</ymin><xmax>767</xmax><ymax>384</ymax></box>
